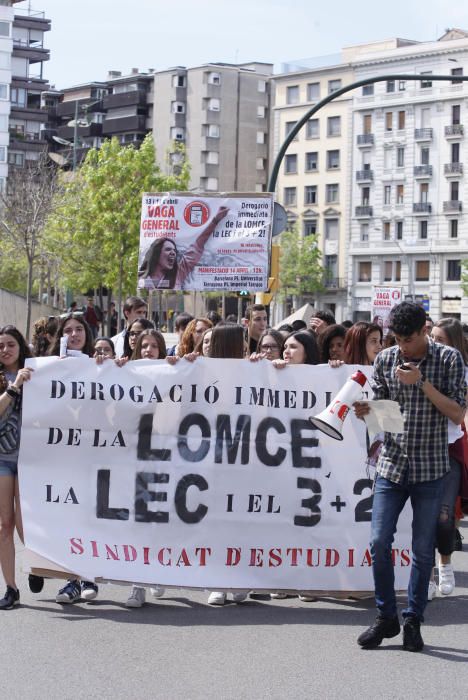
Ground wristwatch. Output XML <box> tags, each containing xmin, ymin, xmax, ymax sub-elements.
<box><xmin>415</xmin><ymin>375</ymin><xmax>425</xmax><ymax>390</ymax></box>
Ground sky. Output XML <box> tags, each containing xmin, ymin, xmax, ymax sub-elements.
<box><xmin>16</xmin><ymin>0</ymin><xmax>468</xmax><ymax>88</ymax></box>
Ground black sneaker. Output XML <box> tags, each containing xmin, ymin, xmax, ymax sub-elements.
<box><xmin>80</xmin><ymin>581</ymin><xmax>98</xmax><ymax>601</ymax></box>
<box><xmin>56</xmin><ymin>579</ymin><xmax>81</xmax><ymax>604</ymax></box>
<box><xmin>28</xmin><ymin>574</ymin><xmax>44</xmax><ymax>593</ymax></box>
<box><xmin>403</xmin><ymin>616</ymin><xmax>424</xmax><ymax>652</ymax></box>
<box><xmin>0</xmin><ymin>586</ymin><xmax>20</xmax><ymax>610</ymax></box>
<box><xmin>357</xmin><ymin>615</ymin><xmax>400</xmax><ymax>648</ymax></box>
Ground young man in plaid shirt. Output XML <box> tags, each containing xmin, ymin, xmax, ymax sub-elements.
<box><xmin>355</xmin><ymin>302</ymin><xmax>466</xmax><ymax>652</ymax></box>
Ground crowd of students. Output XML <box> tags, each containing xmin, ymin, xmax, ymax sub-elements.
<box><xmin>0</xmin><ymin>296</ymin><xmax>466</xmax><ymax>629</ymax></box>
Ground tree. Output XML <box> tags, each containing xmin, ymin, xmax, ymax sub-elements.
<box><xmin>278</xmin><ymin>227</ymin><xmax>324</xmax><ymax>304</ymax></box>
<box><xmin>0</xmin><ymin>153</ymin><xmax>59</xmax><ymax>338</ymax></box>
<box><xmin>46</xmin><ymin>136</ymin><xmax>190</xmax><ymax>314</ymax></box>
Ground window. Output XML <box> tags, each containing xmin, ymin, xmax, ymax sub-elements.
<box><xmin>326</xmin><ymin>183</ymin><xmax>339</xmax><ymax>203</ymax></box>
<box><xmin>284</xmin><ymin>153</ymin><xmax>297</xmax><ymax>174</ymax></box>
<box><xmin>8</xmin><ymin>151</ymin><xmax>24</xmax><ymax>166</ymax></box>
<box><xmin>386</xmin><ymin>80</ymin><xmax>395</xmax><ymax>93</ymax></box>
<box><xmin>0</xmin><ymin>21</ymin><xmax>10</xmax><ymax>37</ymax></box>
<box><xmin>327</xmin><ymin>116</ymin><xmax>341</xmax><ymax>136</ymax></box>
<box><xmin>307</xmin><ymin>82</ymin><xmax>320</xmax><ymax>101</ymax></box>
<box><xmin>327</xmin><ymin>149</ymin><xmax>340</xmax><ymax>169</ymax></box>
<box><xmin>395</xmin><ymin>221</ymin><xmax>403</xmax><ymax>240</ymax></box>
<box><xmin>384</xmin><ymin>148</ymin><xmax>392</xmax><ymax>169</ymax></box>
<box><xmin>306</xmin><ymin>118</ymin><xmax>319</xmax><ymax>138</ymax></box>
<box><xmin>325</xmin><ymin>255</ymin><xmax>338</xmax><ymax>278</ymax></box>
<box><xmin>396</xmin><ymin>184</ymin><xmax>404</xmax><ymax>204</ymax></box>
<box><xmin>256</xmin><ymin>131</ymin><xmax>265</xmax><ymax>144</ymax></box>
<box><xmin>325</xmin><ymin>218</ymin><xmax>339</xmax><ymax>240</ymax></box>
<box><xmin>398</xmin><ymin>111</ymin><xmax>405</xmax><ymax>130</ymax></box>
<box><xmin>362</xmin><ymin>150</ymin><xmax>371</xmax><ymax>169</ymax></box>
<box><xmin>383</xmin><ymin>261</ymin><xmax>401</xmax><ymax>282</ymax></box>
<box><xmin>363</xmin><ymin>114</ymin><xmax>372</xmax><ymax>134</ymax></box>
<box><xmin>421</xmin><ymin>147</ymin><xmax>430</xmax><ymax>165</ymax></box>
<box><xmin>361</xmin><ymin>186</ymin><xmax>370</xmax><ymax>206</ymax></box>
<box><xmin>283</xmin><ymin>187</ymin><xmax>297</xmax><ymax>206</ymax></box>
<box><xmin>399</xmin><ymin>81</ymin><xmax>406</xmax><ymax>91</ymax></box>
<box><xmin>384</xmin><ymin>185</ymin><xmax>391</xmax><ymax>205</ymax></box>
<box><xmin>362</xmin><ymin>84</ymin><xmax>374</xmax><ymax>96</ymax></box>
<box><xmin>415</xmin><ymin>260</ymin><xmax>430</xmax><ymax>281</ymax></box>
<box><xmin>171</xmin><ymin>127</ymin><xmax>185</xmax><ymax>140</ymax></box>
<box><xmin>304</xmin><ymin>185</ymin><xmax>317</xmax><ymax>205</ymax></box>
<box><xmin>256</xmin><ymin>157</ymin><xmax>265</xmax><ymax>170</ymax></box>
<box><xmin>358</xmin><ymin>261</ymin><xmax>372</xmax><ymax>282</ymax></box>
<box><xmin>447</xmin><ymin>259</ymin><xmax>461</xmax><ymax>281</ymax></box>
<box><xmin>450</xmin><ymin>219</ymin><xmax>458</xmax><ymax>239</ymax></box>
<box><xmin>451</xmin><ymin>142</ymin><xmax>460</xmax><ymax>163</ymax></box>
<box><xmin>0</xmin><ymin>114</ymin><xmax>7</xmax><ymax>130</ymax></box>
<box><xmin>420</xmin><ymin>183</ymin><xmax>429</xmax><ymax>203</ymax></box>
<box><xmin>328</xmin><ymin>79</ymin><xmax>341</xmax><ymax>94</ymax></box>
<box><xmin>0</xmin><ymin>146</ymin><xmax>5</xmax><ymax>162</ymax></box>
<box><xmin>305</xmin><ymin>151</ymin><xmax>318</xmax><ymax>171</ymax></box>
<box><xmin>206</xmin><ymin>151</ymin><xmax>219</xmax><ymax>165</ymax></box>
<box><xmin>383</xmin><ymin>221</ymin><xmax>391</xmax><ymax>240</ymax></box>
<box><xmin>451</xmin><ymin>67</ymin><xmax>463</xmax><ymax>84</ymax></box>
<box><xmin>0</xmin><ymin>83</ymin><xmax>8</xmax><ymax>100</ymax></box>
<box><xmin>208</xmin><ymin>124</ymin><xmax>220</xmax><ymax>138</ymax></box>
<box><xmin>452</xmin><ymin>105</ymin><xmax>461</xmax><ymax>125</ymax></box>
<box><xmin>208</xmin><ymin>98</ymin><xmax>220</xmax><ymax>111</ymax></box>
<box><xmin>257</xmin><ymin>105</ymin><xmax>266</xmax><ymax>118</ymax></box>
<box><xmin>208</xmin><ymin>72</ymin><xmax>221</xmax><ymax>85</ymax></box>
<box><xmin>419</xmin><ymin>220</ymin><xmax>428</xmax><ymax>239</ymax></box>
<box><xmin>172</xmin><ymin>74</ymin><xmax>186</xmax><ymax>87</ymax></box>
<box><xmin>450</xmin><ymin>181</ymin><xmax>459</xmax><ymax>201</ymax></box>
<box><xmin>397</xmin><ymin>147</ymin><xmax>405</xmax><ymax>167</ymax></box>
<box><xmin>171</xmin><ymin>101</ymin><xmax>185</xmax><ymax>113</ymax></box>
<box><xmin>360</xmin><ymin>224</ymin><xmax>369</xmax><ymax>241</ymax></box>
<box><xmin>258</xmin><ymin>80</ymin><xmax>266</xmax><ymax>93</ymax></box>
<box><xmin>385</xmin><ymin>112</ymin><xmax>393</xmax><ymax>132</ymax></box>
<box><xmin>304</xmin><ymin>220</ymin><xmax>317</xmax><ymax>236</ymax></box>
<box><xmin>285</xmin><ymin>121</ymin><xmax>297</xmax><ymax>138</ymax></box>
<box><xmin>206</xmin><ymin>177</ymin><xmax>218</xmax><ymax>191</ymax></box>
<box><xmin>287</xmin><ymin>85</ymin><xmax>299</xmax><ymax>104</ymax></box>
<box><xmin>420</xmin><ymin>107</ymin><xmax>431</xmax><ymax>128</ymax></box>
<box><xmin>421</xmin><ymin>72</ymin><xmax>432</xmax><ymax>88</ymax></box>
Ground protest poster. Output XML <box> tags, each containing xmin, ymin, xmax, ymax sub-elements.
<box><xmin>371</xmin><ymin>287</ymin><xmax>402</xmax><ymax>333</ymax></box>
<box><xmin>137</xmin><ymin>192</ymin><xmax>273</xmax><ymax>291</ymax></box>
<box><xmin>19</xmin><ymin>358</ymin><xmax>412</xmax><ymax>591</ymax></box>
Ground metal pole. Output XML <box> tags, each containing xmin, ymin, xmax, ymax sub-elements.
<box><xmin>268</xmin><ymin>74</ymin><xmax>468</xmax><ymax>193</ymax></box>
<box><xmin>73</xmin><ymin>100</ymin><xmax>78</xmax><ymax>171</ymax></box>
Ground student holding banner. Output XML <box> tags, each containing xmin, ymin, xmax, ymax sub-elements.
<box><xmin>0</xmin><ymin>326</ymin><xmax>33</xmax><ymax>609</ymax></box>
<box><xmin>355</xmin><ymin>302</ymin><xmax>466</xmax><ymax>652</ymax></box>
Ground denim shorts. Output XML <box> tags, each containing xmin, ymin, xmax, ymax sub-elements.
<box><xmin>0</xmin><ymin>459</ymin><xmax>18</xmax><ymax>477</ymax></box>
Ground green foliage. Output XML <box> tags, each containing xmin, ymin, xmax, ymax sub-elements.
<box><xmin>278</xmin><ymin>227</ymin><xmax>324</xmax><ymax>300</ymax></box>
<box><xmin>461</xmin><ymin>260</ymin><xmax>468</xmax><ymax>296</ymax></box>
<box><xmin>45</xmin><ymin>136</ymin><xmax>190</xmax><ymax>300</ymax></box>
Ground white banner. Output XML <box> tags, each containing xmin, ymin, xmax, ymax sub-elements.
<box><xmin>137</xmin><ymin>192</ymin><xmax>273</xmax><ymax>292</ymax></box>
<box><xmin>19</xmin><ymin>358</ymin><xmax>411</xmax><ymax>591</ymax></box>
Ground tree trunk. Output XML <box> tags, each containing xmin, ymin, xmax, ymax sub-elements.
<box><xmin>117</xmin><ymin>251</ymin><xmax>123</xmax><ymax>330</ymax></box>
<box><xmin>25</xmin><ymin>256</ymin><xmax>34</xmax><ymax>341</ymax></box>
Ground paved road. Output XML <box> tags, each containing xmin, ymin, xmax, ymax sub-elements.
<box><xmin>3</xmin><ymin>523</ymin><xmax>468</xmax><ymax>699</ymax></box>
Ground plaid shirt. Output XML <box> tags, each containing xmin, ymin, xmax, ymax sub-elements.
<box><xmin>371</xmin><ymin>338</ymin><xmax>466</xmax><ymax>484</ymax></box>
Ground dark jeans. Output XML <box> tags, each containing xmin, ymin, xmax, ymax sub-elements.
<box><xmin>370</xmin><ymin>474</ymin><xmax>445</xmax><ymax>621</ymax></box>
<box><xmin>436</xmin><ymin>456</ymin><xmax>461</xmax><ymax>556</ymax></box>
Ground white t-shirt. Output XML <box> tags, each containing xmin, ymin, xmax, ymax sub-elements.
<box><xmin>448</xmin><ymin>366</ymin><xmax>468</xmax><ymax>444</ymax></box>
<box><xmin>111</xmin><ymin>330</ymin><xmax>126</xmax><ymax>358</ymax></box>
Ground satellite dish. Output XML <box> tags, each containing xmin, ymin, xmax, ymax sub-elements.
<box><xmin>52</xmin><ymin>135</ymin><xmax>73</xmax><ymax>146</ymax></box>
<box><xmin>49</xmin><ymin>152</ymin><xmax>68</xmax><ymax>166</ymax></box>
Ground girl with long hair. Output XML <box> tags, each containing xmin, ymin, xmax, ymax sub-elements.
<box><xmin>178</xmin><ymin>318</ymin><xmax>212</xmax><ymax>357</ymax></box>
<box><xmin>343</xmin><ymin>322</ymin><xmax>382</xmax><ymax>366</ymax></box>
<box><xmin>0</xmin><ymin>325</ymin><xmax>33</xmax><ymax>608</ymax></box>
<box><xmin>121</xmin><ymin>318</ymin><xmax>155</xmax><ymax>361</ymax></box>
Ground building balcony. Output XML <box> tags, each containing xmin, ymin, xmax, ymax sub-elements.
<box><xmin>413</xmin><ymin>202</ymin><xmax>432</xmax><ymax>214</ymax></box>
<box><xmin>12</xmin><ymin>44</ymin><xmax>50</xmax><ymax>64</ymax></box>
<box><xmin>413</xmin><ymin>165</ymin><xmax>433</xmax><ymax>178</ymax></box>
<box><xmin>414</xmin><ymin>128</ymin><xmax>433</xmax><ymax>141</ymax></box>
<box><xmin>445</xmin><ymin>124</ymin><xmax>464</xmax><ymax>138</ymax></box>
<box><xmin>57</xmin><ymin>123</ymin><xmax>103</xmax><ymax>139</ymax></box>
<box><xmin>444</xmin><ymin>162</ymin><xmax>463</xmax><ymax>176</ymax></box>
<box><xmin>102</xmin><ymin>115</ymin><xmax>148</xmax><ymax>134</ymax></box>
<box><xmin>57</xmin><ymin>99</ymin><xmax>104</xmax><ymax>118</ymax></box>
<box><xmin>9</xmin><ymin>133</ymin><xmax>47</xmax><ymax>151</ymax></box>
<box><xmin>9</xmin><ymin>105</ymin><xmax>46</xmax><ymax>121</ymax></box>
<box><xmin>355</xmin><ymin>205</ymin><xmax>373</xmax><ymax>217</ymax></box>
<box><xmin>323</xmin><ymin>277</ymin><xmax>346</xmax><ymax>290</ymax></box>
<box><xmin>443</xmin><ymin>200</ymin><xmax>463</xmax><ymax>212</ymax></box>
<box><xmin>102</xmin><ymin>90</ymin><xmax>147</xmax><ymax>109</ymax></box>
<box><xmin>169</xmin><ymin>112</ymin><xmax>186</xmax><ymax>128</ymax></box>
<box><xmin>357</xmin><ymin>133</ymin><xmax>374</xmax><ymax>146</ymax></box>
<box><xmin>356</xmin><ymin>169</ymin><xmax>374</xmax><ymax>182</ymax></box>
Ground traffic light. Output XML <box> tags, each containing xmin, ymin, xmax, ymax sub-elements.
<box><xmin>255</xmin><ymin>244</ymin><xmax>280</xmax><ymax>305</ymax></box>
<box><xmin>237</xmin><ymin>290</ymin><xmax>251</xmax><ymax>298</ymax></box>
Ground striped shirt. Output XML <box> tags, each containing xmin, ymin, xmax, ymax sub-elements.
<box><xmin>371</xmin><ymin>338</ymin><xmax>466</xmax><ymax>484</ymax></box>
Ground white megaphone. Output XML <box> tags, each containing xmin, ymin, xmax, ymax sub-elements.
<box><xmin>309</xmin><ymin>369</ymin><xmax>368</xmax><ymax>441</ymax></box>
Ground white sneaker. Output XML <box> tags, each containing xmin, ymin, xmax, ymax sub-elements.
<box><xmin>271</xmin><ymin>592</ymin><xmax>288</xmax><ymax>599</ymax></box>
<box><xmin>207</xmin><ymin>591</ymin><xmax>226</xmax><ymax>606</ymax></box>
<box><xmin>126</xmin><ymin>586</ymin><xmax>146</xmax><ymax>608</ymax></box>
<box><xmin>231</xmin><ymin>592</ymin><xmax>247</xmax><ymax>603</ymax></box>
<box><xmin>438</xmin><ymin>564</ymin><xmax>455</xmax><ymax>596</ymax></box>
<box><xmin>427</xmin><ymin>580</ymin><xmax>437</xmax><ymax>601</ymax></box>
<box><xmin>150</xmin><ymin>586</ymin><xmax>165</xmax><ymax>598</ymax></box>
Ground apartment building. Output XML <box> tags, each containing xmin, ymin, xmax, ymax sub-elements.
<box><xmin>348</xmin><ymin>30</ymin><xmax>468</xmax><ymax>322</ymax></box>
<box><xmin>152</xmin><ymin>62</ymin><xmax>272</xmax><ymax>192</ymax></box>
<box><xmin>0</xmin><ymin>1</ymin><xmax>50</xmax><ymax>187</ymax></box>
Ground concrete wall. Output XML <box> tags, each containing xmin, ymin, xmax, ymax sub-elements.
<box><xmin>0</xmin><ymin>288</ymin><xmax>60</xmax><ymax>340</ymax></box>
